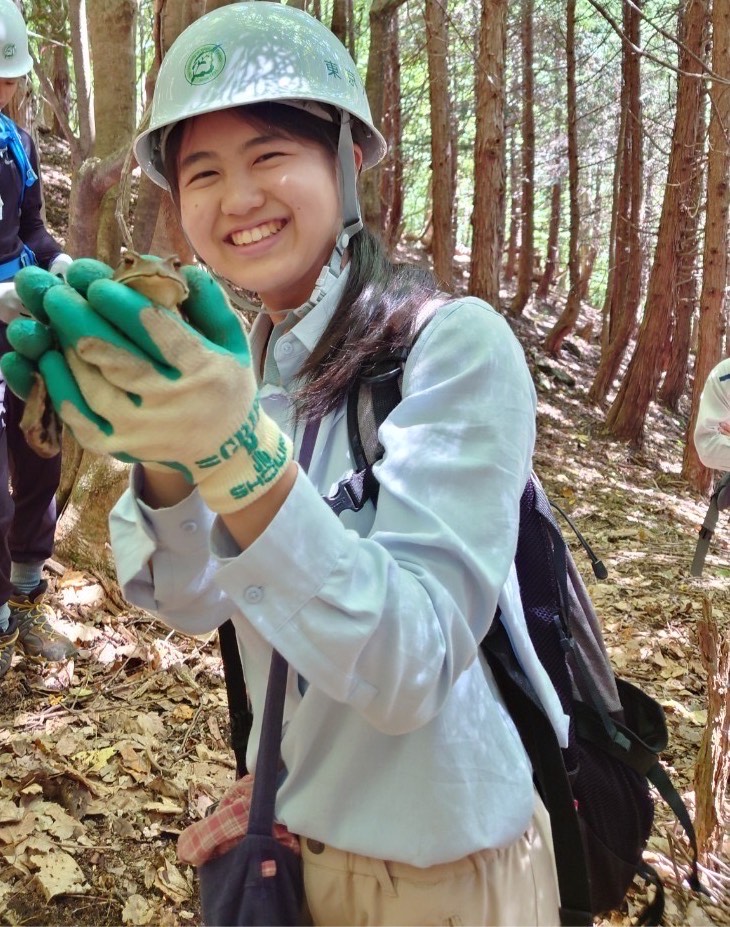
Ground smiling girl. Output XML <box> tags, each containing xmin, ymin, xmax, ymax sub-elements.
<box><xmin>3</xmin><ymin>4</ymin><xmax>568</xmax><ymax>924</ymax></box>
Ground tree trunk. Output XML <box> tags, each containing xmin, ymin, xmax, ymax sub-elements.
<box><xmin>50</xmin><ymin>43</ymin><xmax>71</xmax><ymax>138</ymax></box>
<box><xmin>509</xmin><ymin>0</ymin><xmax>535</xmax><ymax>316</ymax></box>
<box><xmin>693</xmin><ymin>597</ymin><xmax>730</xmax><ymax>862</ymax></box>
<box><xmin>660</xmin><ymin>64</ymin><xmax>707</xmax><ymax>410</ymax></box>
<box><xmin>536</xmin><ymin>180</ymin><xmax>561</xmax><ymax>300</ymax></box>
<box><xmin>683</xmin><ymin>0</ymin><xmax>730</xmax><ymax>493</ymax></box>
<box><xmin>330</xmin><ymin>0</ymin><xmax>348</xmax><ymax>49</ymax></box>
<box><xmin>606</xmin><ymin>0</ymin><xmax>706</xmax><ymax>444</ymax></box>
<box><xmin>380</xmin><ymin>14</ymin><xmax>404</xmax><ymax>250</ymax></box>
<box><xmin>544</xmin><ymin>0</ymin><xmax>579</xmax><ymax>354</ymax></box>
<box><xmin>598</xmin><ymin>108</ymin><xmax>624</xmax><ymax>354</ymax></box>
<box><xmin>88</xmin><ymin>0</ymin><xmax>138</xmax><ymax>263</ymax></box>
<box><xmin>588</xmin><ymin>1</ymin><xmax>643</xmax><ymax>404</ymax></box>
<box><xmin>362</xmin><ymin>0</ymin><xmax>407</xmax><ymax>234</ymax></box>
<box><xmin>425</xmin><ymin>0</ymin><xmax>455</xmax><ymax>288</ymax></box>
<box><xmin>577</xmin><ymin>242</ymin><xmax>597</xmax><ymax>303</ymax></box>
<box><xmin>131</xmin><ymin>0</ymin><xmax>199</xmax><ymax>257</ymax></box>
<box><xmin>469</xmin><ymin>0</ymin><xmax>507</xmax><ymax>309</ymax></box>
<box><xmin>55</xmin><ymin>455</ymin><xmax>131</xmax><ymax>578</ymax></box>
<box><xmin>503</xmin><ymin>134</ymin><xmax>519</xmax><ymax>283</ymax></box>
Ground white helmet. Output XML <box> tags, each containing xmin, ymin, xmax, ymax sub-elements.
<box><xmin>134</xmin><ymin>1</ymin><xmax>386</xmax><ymax>191</ymax></box>
<box><xmin>0</xmin><ymin>0</ymin><xmax>31</xmax><ymax>79</ymax></box>
<box><xmin>135</xmin><ymin>2</ymin><xmax>386</xmax><ymax>313</ymax></box>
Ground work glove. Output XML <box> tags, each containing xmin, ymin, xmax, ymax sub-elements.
<box><xmin>1</xmin><ymin>260</ymin><xmax>293</xmax><ymax>514</ymax></box>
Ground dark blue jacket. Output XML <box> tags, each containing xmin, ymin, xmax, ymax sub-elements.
<box><xmin>0</xmin><ymin>123</ymin><xmax>63</xmax><ymax>270</ymax></box>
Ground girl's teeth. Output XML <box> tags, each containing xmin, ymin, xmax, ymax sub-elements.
<box><xmin>232</xmin><ymin>221</ymin><xmax>283</xmax><ymax>246</ymax></box>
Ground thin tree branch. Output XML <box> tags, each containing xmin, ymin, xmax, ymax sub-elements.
<box><xmin>585</xmin><ymin>0</ymin><xmax>729</xmax><ymax>85</ymax></box>
<box><xmin>622</xmin><ymin>0</ymin><xmax>708</xmax><ymax>76</ymax></box>
<box><xmin>30</xmin><ymin>52</ymin><xmax>80</xmax><ymax>163</ymax></box>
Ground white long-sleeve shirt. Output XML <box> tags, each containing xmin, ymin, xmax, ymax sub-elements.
<box><xmin>109</xmin><ymin>276</ymin><xmax>569</xmax><ymax>867</ymax></box>
<box><xmin>694</xmin><ymin>357</ymin><xmax>730</xmax><ymax>470</ymax></box>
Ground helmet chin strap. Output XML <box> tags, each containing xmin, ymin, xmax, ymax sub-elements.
<box><xmin>297</xmin><ymin>113</ymin><xmax>361</xmax><ymax>317</ymax></box>
<box><xmin>190</xmin><ymin>111</ymin><xmax>363</xmax><ymax>317</ymax></box>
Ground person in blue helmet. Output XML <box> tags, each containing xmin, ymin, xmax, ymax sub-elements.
<box><xmin>1</xmin><ymin>4</ymin><xmax>567</xmax><ymax>923</ymax></box>
<box><xmin>0</xmin><ymin>0</ymin><xmax>75</xmax><ymax>680</ymax></box>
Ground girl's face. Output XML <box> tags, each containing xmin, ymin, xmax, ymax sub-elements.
<box><xmin>0</xmin><ymin>79</ymin><xmax>19</xmax><ymax>110</ymax></box>
<box><xmin>177</xmin><ymin>108</ymin><xmax>351</xmax><ymax>315</ymax></box>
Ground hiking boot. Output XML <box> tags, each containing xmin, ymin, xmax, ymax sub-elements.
<box><xmin>9</xmin><ymin>580</ymin><xmax>77</xmax><ymax>662</ymax></box>
<box><xmin>0</xmin><ymin>616</ymin><xmax>18</xmax><ymax>679</ymax></box>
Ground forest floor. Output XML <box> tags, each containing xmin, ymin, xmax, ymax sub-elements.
<box><xmin>0</xmin><ymin>133</ymin><xmax>728</xmax><ymax>926</ymax></box>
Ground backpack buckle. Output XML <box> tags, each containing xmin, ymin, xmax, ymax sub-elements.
<box><xmin>323</xmin><ymin>472</ymin><xmax>368</xmax><ymax>515</ymax></box>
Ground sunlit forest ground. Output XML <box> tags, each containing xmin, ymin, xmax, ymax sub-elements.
<box><xmin>0</xmin><ymin>133</ymin><xmax>726</xmax><ymax>926</ymax></box>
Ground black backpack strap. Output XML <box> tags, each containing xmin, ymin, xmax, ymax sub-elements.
<box><xmin>533</xmin><ymin>484</ymin><xmax>634</xmax><ymax>753</ymax></box>
<box><xmin>321</xmin><ymin>356</ymin><xmax>404</xmax><ymax>514</ymax></box>
<box><xmin>645</xmin><ymin>762</ymin><xmax>703</xmax><ymax>894</ymax></box>
<box><xmin>323</xmin><ymin>298</ymin><xmax>448</xmax><ymax>516</ymax></box>
<box><xmin>691</xmin><ymin>471</ymin><xmax>730</xmax><ymax>576</ymax></box>
<box><xmin>218</xmin><ymin>618</ymin><xmax>252</xmax><ymax>778</ymax></box>
<box><xmin>635</xmin><ymin>861</ymin><xmax>665</xmax><ymax>926</ymax></box>
<box><xmin>483</xmin><ymin>618</ymin><xmax>593</xmax><ymax>927</ymax></box>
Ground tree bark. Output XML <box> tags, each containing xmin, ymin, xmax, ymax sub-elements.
<box><xmin>469</xmin><ymin>0</ymin><xmax>507</xmax><ymax>310</ymax></box>
<box><xmin>693</xmin><ymin>596</ymin><xmax>730</xmax><ymax>862</ymax></box>
<box><xmin>380</xmin><ymin>15</ymin><xmax>403</xmax><ymax>250</ymax></box>
<box><xmin>606</xmin><ymin>0</ymin><xmax>707</xmax><ymax>444</ymax></box>
<box><xmin>54</xmin><ymin>455</ymin><xmax>131</xmax><ymax>578</ymax></box>
<box><xmin>130</xmin><ymin>0</ymin><xmax>199</xmax><ymax>256</ymax></box>
<box><xmin>683</xmin><ymin>0</ymin><xmax>730</xmax><ymax>493</ymax></box>
<box><xmin>361</xmin><ymin>0</ymin><xmax>407</xmax><ymax>234</ymax></box>
<box><xmin>509</xmin><ymin>0</ymin><xmax>535</xmax><ymax>316</ymax></box>
<box><xmin>503</xmin><ymin>125</ymin><xmax>519</xmax><ymax>283</ymax></box>
<box><xmin>425</xmin><ymin>0</ymin><xmax>455</xmax><ymax>288</ymax></box>
<box><xmin>88</xmin><ymin>0</ymin><xmax>138</xmax><ymax>263</ymax></box>
<box><xmin>544</xmin><ymin>0</ymin><xmax>579</xmax><ymax>354</ymax></box>
<box><xmin>536</xmin><ymin>180</ymin><xmax>561</xmax><ymax>300</ymax></box>
<box><xmin>598</xmin><ymin>108</ymin><xmax>624</xmax><ymax>354</ymax></box>
<box><xmin>588</xmin><ymin>0</ymin><xmax>643</xmax><ymax>404</ymax></box>
<box><xmin>660</xmin><ymin>59</ymin><xmax>707</xmax><ymax>410</ymax></box>
<box><xmin>330</xmin><ymin>0</ymin><xmax>348</xmax><ymax>50</ymax></box>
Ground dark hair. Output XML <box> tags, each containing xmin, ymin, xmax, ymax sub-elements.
<box><xmin>296</xmin><ymin>226</ymin><xmax>445</xmax><ymax>419</ymax></box>
<box><xmin>163</xmin><ymin>102</ymin><xmax>446</xmax><ymax>418</ymax></box>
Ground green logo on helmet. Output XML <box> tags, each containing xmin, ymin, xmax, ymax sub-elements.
<box><xmin>185</xmin><ymin>45</ymin><xmax>226</xmax><ymax>85</ymax></box>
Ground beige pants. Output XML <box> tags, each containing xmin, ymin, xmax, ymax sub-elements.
<box><xmin>301</xmin><ymin>794</ymin><xmax>560</xmax><ymax>926</ymax></box>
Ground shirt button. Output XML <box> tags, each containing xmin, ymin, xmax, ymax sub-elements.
<box><xmin>306</xmin><ymin>839</ymin><xmax>325</xmax><ymax>854</ymax></box>
<box><xmin>279</xmin><ymin>341</ymin><xmax>294</xmax><ymax>356</ymax></box>
<box><xmin>244</xmin><ymin>585</ymin><xmax>264</xmax><ymax>604</ymax></box>
<box><xmin>181</xmin><ymin>520</ymin><xmax>198</xmax><ymax>533</ymax></box>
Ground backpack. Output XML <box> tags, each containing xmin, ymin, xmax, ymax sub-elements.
<box><xmin>691</xmin><ymin>470</ymin><xmax>730</xmax><ymax>576</ymax></box>
<box><xmin>218</xmin><ymin>311</ymin><xmax>702</xmax><ymax>926</ymax></box>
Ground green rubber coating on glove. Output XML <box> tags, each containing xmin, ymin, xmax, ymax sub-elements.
<box><xmin>179</xmin><ymin>265</ymin><xmax>252</xmax><ymax>362</ymax></box>
<box><xmin>0</xmin><ymin>351</ymin><xmax>36</xmax><ymax>400</ymax></box>
<box><xmin>38</xmin><ymin>349</ymin><xmax>114</xmax><ymax>436</ymax></box>
<box><xmin>65</xmin><ymin>258</ymin><xmax>115</xmax><ymax>297</ymax></box>
<box><xmin>7</xmin><ymin>318</ymin><xmax>55</xmax><ymax>360</ymax></box>
<box><xmin>14</xmin><ymin>266</ymin><xmax>65</xmax><ymax>324</ymax></box>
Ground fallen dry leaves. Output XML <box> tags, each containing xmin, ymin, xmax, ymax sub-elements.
<box><xmin>0</xmin><ymin>577</ymin><xmax>234</xmax><ymax>926</ymax></box>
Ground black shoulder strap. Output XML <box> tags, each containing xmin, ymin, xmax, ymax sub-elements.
<box><xmin>324</xmin><ymin>297</ymin><xmax>448</xmax><ymax>514</ymax></box>
<box><xmin>484</xmin><ymin>618</ymin><xmax>593</xmax><ymax>926</ymax></box>
<box><xmin>219</xmin><ymin>618</ymin><xmax>252</xmax><ymax>778</ymax></box>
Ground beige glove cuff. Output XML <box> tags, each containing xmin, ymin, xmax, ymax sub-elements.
<box><xmin>197</xmin><ymin>407</ymin><xmax>293</xmax><ymax>514</ymax></box>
